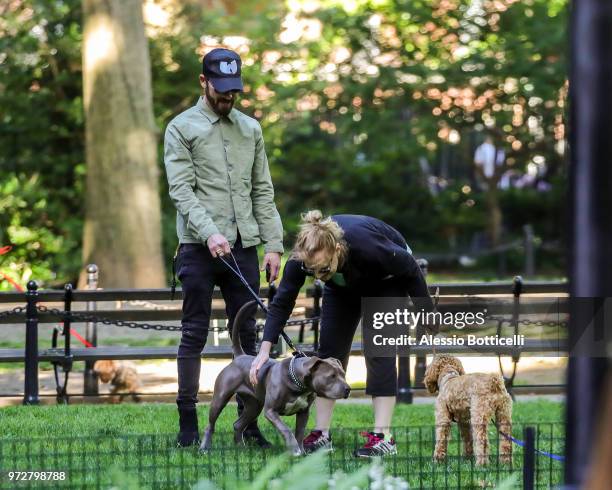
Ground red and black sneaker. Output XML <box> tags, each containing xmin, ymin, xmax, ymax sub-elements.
<box><xmin>303</xmin><ymin>430</ymin><xmax>333</xmax><ymax>454</ymax></box>
<box><xmin>353</xmin><ymin>431</ymin><xmax>397</xmax><ymax>458</ymax></box>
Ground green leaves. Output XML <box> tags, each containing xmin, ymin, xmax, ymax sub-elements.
<box><xmin>0</xmin><ymin>0</ymin><xmax>568</xmax><ymax>286</ymax></box>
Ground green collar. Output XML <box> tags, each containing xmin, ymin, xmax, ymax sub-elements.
<box><xmin>329</xmin><ymin>272</ymin><xmax>347</xmax><ymax>287</ymax></box>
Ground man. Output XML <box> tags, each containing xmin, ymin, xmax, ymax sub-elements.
<box><xmin>164</xmin><ymin>48</ymin><xmax>283</xmax><ymax>447</ymax></box>
<box><xmin>473</xmin><ymin>131</ymin><xmax>506</xmax><ymax>246</ymax></box>
<box><xmin>473</xmin><ymin>132</ymin><xmax>505</xmax><ymax>190</ymax></box>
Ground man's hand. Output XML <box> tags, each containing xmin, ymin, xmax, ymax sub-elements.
<box><xmin>206</xmin><ymin>234</ymin><xmax>231</xmax><ymax>257</ymax></box>
<box><xmin>250</xmin><ymin>341</ymin><xmax>272</xmax><ymax>386</ymax></box>
<box><xmin>262</xmin><ymin>252</ymin><xmax>281</xmax><ymax>282</ymax></box>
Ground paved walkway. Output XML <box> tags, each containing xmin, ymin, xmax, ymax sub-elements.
<box><xmin>0</xmin><ymin>355</ymin><xmax>566</xmax><ymax>406</ymax></box>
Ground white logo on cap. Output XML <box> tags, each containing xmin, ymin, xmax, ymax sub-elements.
<box><xmin>219</xmin><ymin>60</ymin><xmax>238</xmax><ymax>75</ymax></box>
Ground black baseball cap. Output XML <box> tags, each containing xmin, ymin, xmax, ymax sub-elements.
<box><xmin>202</xmin><ymin>48</ymin><xmax>243</xmax><ymax>93</ymax></box>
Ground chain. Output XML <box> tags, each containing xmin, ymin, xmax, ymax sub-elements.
<box><xmin>486</xmin><ymin>315</ymin><xmax>567</xmax><ymax>328</ymax></box>
<box><xmin>35</xmin><ymin>305</ymin><xmax>320</xmax><ymax>333</ymax></box>
<box><xmin>0</xmin><ymin>305</ymin><xmax>25</xmax><ymax>320</ymax></box>
<box><xmin>36</xmin><ymin>305</ymin><xmax>183</xmax><ymax>332</ymax></box>
<box><xmin>123</xmin><ymin>300</ymin><xmax>177</xmax><ymax>311</ymax></box>
<box><xmin>286</xmin><ymin>317</ymin><xmax>319</xmax><ymax>326</ymax></box>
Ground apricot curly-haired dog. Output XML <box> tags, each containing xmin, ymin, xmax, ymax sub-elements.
<box><xmin>424</xmin><ymin>355</ymin><xmax>512</xmax><ymax>466</ymax></box>
<box><xmin>93</xmin><ymin>360</ymin><xmax>141</xmax><ymax>403</ymax></box>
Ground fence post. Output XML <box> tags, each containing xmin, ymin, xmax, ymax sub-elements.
<box><xmin>524</xmin><ymin>224</ymin><xmax>535</xmax><ymax>277</ymax></box>
<box><xmin>58</xmin><ymin>283</ymin><xmax>74</xmax><ymax>404</ymax></box>
<box><xmin>23</xmin><ymin>280</ymin><xmax>39</xmax><ymax>405</ymax></box>
<box><xmin>396</xmin><ymin>356</ymin><xmax>413</xmax><ymax>404</ymax></box>
<box><xmin>504</xmin><ymin>275</ymin><xmax>523</xmax><ymax>396</ymax></box>
<box><xmin>84</xmin><ymin>264</ymin><xmax>99</xmax><ymax>396</ymax></box>
<box><xmin>523</xmin><ymin>426</ymin><xmax>536</xmax><ymax>490</ymax></box>
<box><xmin>312</xmin><ymin>280</ymin><xmax>323</xmax><ymax>352</ymax></box>
<box><xmin>398</xmin><ymin>258</ymin><xmax>429</xmax><ymax>403</ymax></box>
<box><xmin>413</xmin><ymin>259</ymin><xmax>429</xmax><ymax>389</ymax></box>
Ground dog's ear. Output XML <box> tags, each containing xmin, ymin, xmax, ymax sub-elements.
<box><xmin>449</xmin><ymin>356</ymin><xmax>465</xmax><ymax>375</ymax></box>
<box><xmin>322</xmin><ymin>357</ymin><xmax>345</xmax><ymax>373</ymax></box>
<box><xmin>302</xmin><ymin>356</ymin><xmax>321</xmax><ymax>372</ymax></box>
<box><xmin>423</xmin><ymin>358</ymin><xmax>440</xmax><ymax>394</ymax></box>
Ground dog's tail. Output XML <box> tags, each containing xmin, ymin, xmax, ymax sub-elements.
<box><xmin>231</xmin><ymin>300</ymin><xmax>258</xmax><ymax>357</ymax></box>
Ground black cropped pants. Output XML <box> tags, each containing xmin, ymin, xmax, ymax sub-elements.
<box><xmin>318</xmin><ymin>270</ymin><xmax>432</xmax><ymax>397</ymax></box>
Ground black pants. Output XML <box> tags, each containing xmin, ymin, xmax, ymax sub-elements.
<box><xmin>318</xmin><ymin>271</ymin><xmax>432</xmax><ymax>397</ymax></box>
<box><xmin>176</xmin><ymin>238</ymin><xmax>259</xmax><ymax>409</ymax></box>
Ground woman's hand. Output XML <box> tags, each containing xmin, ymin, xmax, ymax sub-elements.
<box><xmin>250</xmin><ymin>341</ymin><xmax>272</xmax><ymax>386</ymax></box>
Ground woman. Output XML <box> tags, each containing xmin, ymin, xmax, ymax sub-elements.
<box><xmin>250</xmin><ymin>211</ymin><xmax>436</xmax><ymax>457</ymax></box>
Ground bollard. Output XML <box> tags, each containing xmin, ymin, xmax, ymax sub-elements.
<box><xmin>523</xmin><ymin>426</ymin><xmax>536</xmax><ymax>490</ymax></box>
<box><xmin>84</xmin><ymin>264</ymin><xmax>99</xmax><ymax>396</ymax></box>
<box><xmin>23</xmin><ymin>281</ymin><xmax>39</xmax><ymax>405</ymax></box>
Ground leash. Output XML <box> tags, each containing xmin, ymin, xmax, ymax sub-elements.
<box><xmin>0</xmin><ymin>245</ymin><xmax>25</xmax><ymax>292</ymax></box>
<box><xmin>1</xmin><ymin>245</ymin><xmax>90</xmax><ymax>347</ymax></box>
<box><xmin>495</xmin><ymin>426</ymin><xmax>565</xmax><ymax>462</ymax></box>
<box><xmin>218</xmin><ymin>251</ymin><xmax>306</xmax><ymax>357</ymax></box>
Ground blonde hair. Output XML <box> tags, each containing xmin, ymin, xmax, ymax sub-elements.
<box><xmin>291</xmin><ymin>210</ymin><xmax>348</xmax><ymax>263</ymax></box>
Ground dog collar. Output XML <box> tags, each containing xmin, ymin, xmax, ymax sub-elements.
<box><xmin>439</xmin><ymin>369</ymin><xmax>460</xmax><ymax>388</ymax></box>
<box><xmin>289</xmin><ymin>356</ymin><xmax>307</xmax><ymax>392</ymax></box>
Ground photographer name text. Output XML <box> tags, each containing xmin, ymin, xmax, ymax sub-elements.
<box><xmin>372</xmin><ymin>334</ymin><xmax>526</xmax><ymax>347</ymax></box>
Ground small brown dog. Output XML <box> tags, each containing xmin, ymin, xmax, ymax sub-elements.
<box><xmin>93</xmin><ymin>360</ymin><xmax>141</xmax><ymax>403</ymax></box>
<box><xmin>424</xmin><ymin>355</ymin><xmax>512</xmax><ymax>466</ymax></box>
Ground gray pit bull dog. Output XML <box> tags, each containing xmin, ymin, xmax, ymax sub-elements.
<box><xmin>201</xmin><ymin>301</ymin><xmax>351</xmax><ymax>455</ymax></box>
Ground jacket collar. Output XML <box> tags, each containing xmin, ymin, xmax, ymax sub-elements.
<box><xmin>197</xmin><ymin>96</ymin><xmax>236</xmax><ymax>124</ymax></box>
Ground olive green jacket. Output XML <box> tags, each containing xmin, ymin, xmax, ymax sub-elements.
<box><xmin>164</xmin><ymin>97</ymin><xmax>284</xmax><ymax>253</ymax></box>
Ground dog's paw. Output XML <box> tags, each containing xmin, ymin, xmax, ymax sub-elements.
<box><xmin>475</xmin><ymin>456</ymin><xmax>489</xmax><ymax>466</ymax></box>
<box><xmin>291</xmin><ymin>447</ymin><xmax>304</xmax><ymax>457</ymax></box>
<box><xmin>433</xmin><ymin>452</ymin><xmax>446</xmax><ymax>463</ymax></box>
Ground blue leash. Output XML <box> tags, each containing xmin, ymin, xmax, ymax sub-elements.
<box><xmin>498</xmin><ymin>430</ymin><xmax>565</xmax><ymax>461</ymax></box>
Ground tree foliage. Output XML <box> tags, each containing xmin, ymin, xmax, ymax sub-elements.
<box><xmin>0</xmin><ymin>0</ymin><xmax>568</xmax><ymax>289</ymax></box>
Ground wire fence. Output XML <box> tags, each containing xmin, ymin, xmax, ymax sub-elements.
<box><xmin>0</xmin><ymin>423</ymin><xmax>564</xmax><ymax>489</ymax></box>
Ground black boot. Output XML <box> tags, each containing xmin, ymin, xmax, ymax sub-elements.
<box><xmin>176</xmin><ymin>406</ymin><xmax>200</xmax><ymax>447</ymax></box>
<box><xmin>176</xmin><ymin>356</ymin><xmax>201</xmax><ymax>447</ymax></box>
<box><xmin>242</xmin><ymin>421</ymin><xmax>272</xmax><ymax>448</ymax></box>
<box><xmin>237</xmin><ymin>394</ymin><xmax>271</xmax><ymax>448</ymax></box>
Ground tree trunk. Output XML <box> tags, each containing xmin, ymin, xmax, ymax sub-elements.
<box><xmin>485</xmin><ymin>187</ymin><xmax>502</xmax><ymax>247</ymax></box>
<box><xmin>80</xmin><ymin>0</ymin><xmax>165</xmax><ymax>288</ymax></box>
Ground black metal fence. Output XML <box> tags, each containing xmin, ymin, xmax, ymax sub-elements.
<box><xmin>0</xmin><ymin>423</ymin><xmax>564</xmax><ymax>489</ymax></box>
<box><xmin>0</xmin><ymin>275</ymin><xmax>568</xmax><ymax>404</ymax></box>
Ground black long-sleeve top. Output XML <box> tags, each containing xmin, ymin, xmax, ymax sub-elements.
<box><xmin>262</xmin><ymin>214</ymin><xmax>429</xmax><ymax>343</ymax></box>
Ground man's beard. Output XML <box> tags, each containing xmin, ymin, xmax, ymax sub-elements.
<box><xmin>205</xmin><ymin>83</ymin><xmax>234</xmax><ymax>116</ymax></box>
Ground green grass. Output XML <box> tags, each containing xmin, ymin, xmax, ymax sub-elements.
<box><xmin>0</xmin><ymin>400</ymin><xmax>563</xmax><ymax>437</ymax></box>
<box><xmin>0</xmin><ymin>401</ymin><xmax>564</xmax><ymax>489</ymax></box>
